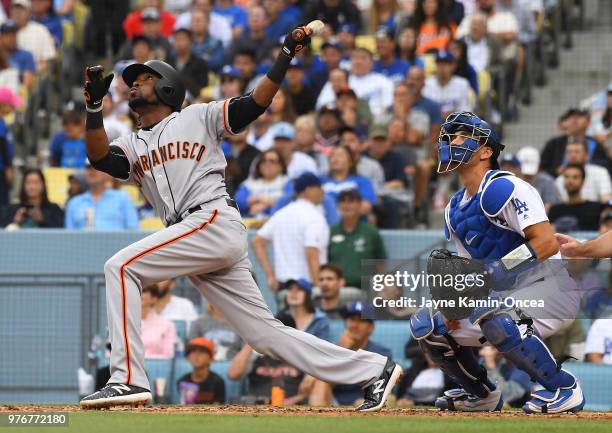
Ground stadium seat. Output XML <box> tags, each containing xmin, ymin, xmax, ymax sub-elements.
<box><xmin>371</xmin><ymin>321</ymin><xmax>409</xmax><ymax>363</ymax></box>
<box><xmin>173</xmin><ymin>320</ymin><xmax>188</xmax><ymax>342</ymax></box>
<box><xmin>145</xmin><ymin>358</ymin><xmax>174</xmax><ymax>401</ymax></box>
<box><xmin>564</xmin><ymin>362</ymin><xmax>612</xmax><ymax>410</ymax></box>
<box><xmin>43</xmin><ymin>167</ymin><xmax>74</xmax><ymax>207</ymax></box>
<box><xmin>355</xmin><ymin>35</ymin><xmax>375</xmax><ymax>53</ymax></box>
<box><xmin>311</xmin><ymin>35</ymin><xmax>323</xmax><ymax>54</ymax></box>
<box><xmin>171</xmin><ymin>358</ymin><xmax>244</xmax><ymax>404</ymax></box>
<box><xmin>140</xmin><ymin>217</ymin><xmax>165</xmax><ymax>230</ymax></box>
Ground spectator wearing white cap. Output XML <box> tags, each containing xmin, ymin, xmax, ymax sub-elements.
<box><xmin>517</xmin><ymin>146</ymin><xmax>560</xmax><ymax>212</ymax></box>
<box><xmin>272</xmin><ymin>122</ymin><xmax>318</xmax><ymax>179</ymax></box>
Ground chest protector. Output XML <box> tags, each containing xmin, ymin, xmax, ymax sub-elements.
<box><xmin>444</xmin><ymin>170</ymin><xmax>524</xmax><ymax>260</ymax></box>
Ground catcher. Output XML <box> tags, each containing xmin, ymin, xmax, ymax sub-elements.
<box><xmin>409</xmin><ymin>112</ymin><xmax>585</xmax><ymax>414</ymax></box>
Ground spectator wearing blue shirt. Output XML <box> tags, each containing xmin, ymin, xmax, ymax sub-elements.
<box><xmin>309</xmin><ymin>301</ymin><xmax>393</xmax><ymax>406</ymax></box>
<box><xmin>214</xmin><ymin>0</ymin><xmax>248</xmax><ymax>37</ymax></box>
<box><xmin>65</xmin><ymin>164</ymin><xmax>139</xmax><ymax>230</ymax></box>
<box><xmin>263</xmin><ymin>0</ymin><xmax>297</xmax><ymax>40</ymax></box>
<box><xmin>373</xmin><ymin>27</ymin><xmax>411</xmax><ymax>85</ymax></box>
<box><xmin>31</xmin><ymin>0</ymin><xmax>63</xmax><ymax>46</ymax></box>
<box><xmin>0</xmin><ymin>20</ymin><xmax>36</xmax><ymax>91</ymax></box>
<box><xmin>322</xmin><ymin>146</ymin><xmax>377</xmax><ymax>220</ymax></box>
<box><xmin>303</xmin><ymin>0</ymin><xmax>362</xmax><ymax>34</ymax></box>
<box><xmin>229</xmin><ymin>5</ymin><xmax>277</xmax><ymax>65</ymax></box>
<box><xmin>50</xmin><ymin>109</ymin><xmax>88</xmax><ymax>168</ymax></box>
<box><xmin>280</xmin><ymin>2</ymin><xmax>302</xmax><ymax>24</ymax></box>
<box><xmin>278</xmin><ymin>279</ymin><xmax>331</xmax><ymax>341</ymax></box>
<box><xmin>190</xmin><ymin>8</ymin><xmax>224</xmax><ymax>72</ymax></box>
<box><xmin>368</xmin><ymin>0</ymin><xmax>400</xmax><ymax>35</ymax></box>
<box><xmin>0</xmin><ymin>116</ymin><xmax>13</xmax><ymax>206</ymax></box>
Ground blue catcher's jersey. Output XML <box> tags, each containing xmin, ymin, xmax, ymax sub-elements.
<box><xmin>444</xmin><ymin>170</ymin><xmax>528</xmax><ymax>260</ymax></box>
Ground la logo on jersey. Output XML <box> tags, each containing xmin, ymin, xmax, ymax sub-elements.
<box><xmin>132</xmin><ymin>141</ymin><xmax>206</xmax><ymax>179</ymax></box>
<box><xmin>513</xmin><ymin>197</ymin><xmax>529</xmax><ymax>218</ymax></box>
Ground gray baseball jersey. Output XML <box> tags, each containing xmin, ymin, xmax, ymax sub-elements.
<box><xmin>113</xmin><ymin>101</ymin><xmax>231</xmax><ymax>225</ymax></box>
<box><xmin>101</xmin><ymin>101</ymin><xmax>388</xmax><ymax>392</ymax></box>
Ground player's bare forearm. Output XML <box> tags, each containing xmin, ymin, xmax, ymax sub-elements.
<box><xmin>85</xmin><ymin>126</ymin><xmax>110</xmax><ymax>161</ymax></box>
<box><xmin>523</xmin><ymin>221</ymin><xmax>559</xmax><ymax>260</ymax></box>
<box><xmin>306</xmin><ymin>247</ymin><xmax>320</xmax><ymax>283</ymax></box>
<box><xmin>252</xmin><ymin>76</ymin><xmax>281</xmax><ymax>108</ymax></box>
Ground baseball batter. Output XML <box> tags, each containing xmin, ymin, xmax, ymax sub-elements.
<box><xmin>79</xmin><ymin>24</ymin><xmax>401</xmax><ymax>411</ymax></box>
<box><xmin>408</xmin><ymin>112</ymin><xmax>585</xmax><ymax>414</ymax></box>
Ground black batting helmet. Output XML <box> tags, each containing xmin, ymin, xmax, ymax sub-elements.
<box><xmin>122</xmin><ymin>60</ymin><xmax>186</xmax><ymax>112</ymax></box>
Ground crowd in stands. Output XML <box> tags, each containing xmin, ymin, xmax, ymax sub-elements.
<box><xmin>0</xmin><ymin>0</ymin><xmax>608</xmax><ymax>407</ymax></box>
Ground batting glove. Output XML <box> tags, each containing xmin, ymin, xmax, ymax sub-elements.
<box><xmin>84</xmin><ymin>66</ymin><xmax>114</xmax><ymax>113</ymax></box>
<box><xmin>280</xmin><ymin>25</ymin><xmax>312</xmax><ymax>58</ymax></box>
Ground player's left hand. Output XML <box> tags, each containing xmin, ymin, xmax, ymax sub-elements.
<box><xmin>280</xmin><ymin>25</ymin><xmax>313</xmax><ymax>58</ymax></box>
<box><xmin>84</xmin><ymin>65</ymin><xmax>114</xmax><ymax>112</ymax></box>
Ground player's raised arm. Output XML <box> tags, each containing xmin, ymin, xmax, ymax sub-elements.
<box><xmin>224</xmin><ymin>22</ymin><xmax>320</xmax><ymax>133</ymax></box>
<box><xmin>83</xmin><ymin>66</ymin><xmax>131</xmax><ymax>180</ymax></box>
<box><xmin>83</xmin><ymin>66</ymin><xmax>114</xmax><ymax>160</ymax></box>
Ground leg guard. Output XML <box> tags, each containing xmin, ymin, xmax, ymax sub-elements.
<box><xmin>479</xmin><ymin>312</ymin><xmax>575</xmax><ymax>391</ymax></box>
<box><xmin>410</xmin><ymin>308</ymin><xmax>495</xmax><ymax>398</ymax></box>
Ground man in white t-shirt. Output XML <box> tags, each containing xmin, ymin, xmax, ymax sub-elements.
<box><xmin>585</xmin><ymin>319</ymin><xmax>612</xmax><ymax>364</ymax></box>
<box><xmin>155</xmin><ymin>279</ymin><xmax>199</xmax><ymax>324</ymax></box>
<box><xmin>554</xmin><ymin>140</ymin><xmax>612</xmax><ymax>203</ymax></box>
<box><xmin>423</xmin><ymin>51</ymin><xmax>473</xmax><ymax>118</ymax></box>
<box><xmin>253</xmin><ymin>172</ymin><xmax>329</xmax><ymax>292</ymax></box>
<box><xmin>10</xmin><ymin>0</ymin><xmax>56</xmax><ymax>73</ymax></box>
<box><xmin>271</xmin><ymin>122</ymin><xmax>317</xmax><ymax>179</ymax></box>
<box><xmin>348</xmin><ymin>47</ymin><xmax>394</xmax><ymax>120</ymax></box>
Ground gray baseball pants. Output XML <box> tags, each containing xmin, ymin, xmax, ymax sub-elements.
<box><xmin>103</xmin><ymin>198</ymin><xmax>387</xmax><ymax>390</ymax></box>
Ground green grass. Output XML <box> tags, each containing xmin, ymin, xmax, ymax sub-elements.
<box><xmin>4</xmin><ymin>412</ymin><xmax>611</xmax><ymax>433</ymax></box>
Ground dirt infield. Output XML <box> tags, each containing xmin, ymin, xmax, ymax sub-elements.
<box><xmin>2</xmin><ymin>404</ymin><xmax>611</xmax><ymax>420</ymax></box>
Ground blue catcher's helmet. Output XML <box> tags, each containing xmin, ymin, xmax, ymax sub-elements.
<box><xmin>437</xmin><ymin>112</ymin><xmax>504</xmax><ymax>173</ymax></box>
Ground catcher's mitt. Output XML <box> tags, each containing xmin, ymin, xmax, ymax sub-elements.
<box><xmin>426</xmin><ymin>249</ymin><xmax>491</xmax><ymax>320</ymax></box>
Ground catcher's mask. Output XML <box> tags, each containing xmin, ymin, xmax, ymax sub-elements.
<box><xmin>437</xmin><ymin>111</ymin><xmax>504</xmax><ymax>173</ymax></box>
